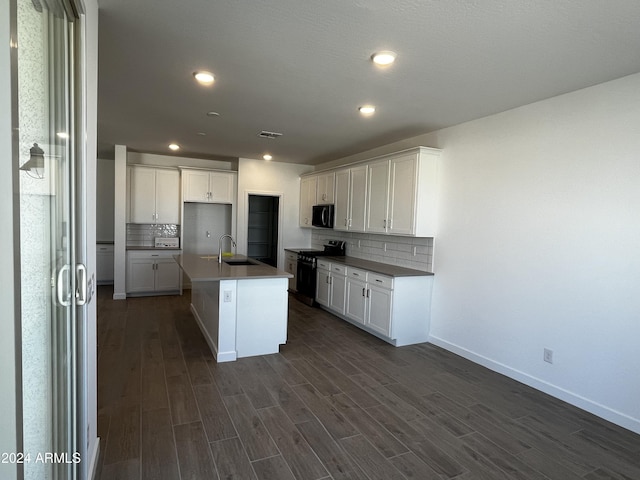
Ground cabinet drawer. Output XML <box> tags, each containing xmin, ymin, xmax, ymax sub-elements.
<box><xmin>347</xmin><ymin>267</ymin><xmax>368</xmax><ymax>281</ymax></box>
<box><xmin>368</xmin><ymin>272</ymin><xmax>393</xmax><ymax>289</ymax></box>
<box><xmin>331</xmin><ymin>263</ymin><xmax>347</xmax><ymax>275</ymax></box>
<box><xmin>316</xmin><ymin>259</ymin><xmax>331</xmax><ymax>270</ymax></box>
<box><xmin>285</xmin><ymin>252</ymin><xmax>297</xmax><ymax>261</ymax></box>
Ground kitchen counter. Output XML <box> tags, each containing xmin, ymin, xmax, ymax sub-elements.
<box><xmin>126</xmin><ymin>246</ymin><xmax>182</xmax><ymax>251</ymax></box>
<box><xmin>175</xmin><ymin>253</ymin><xmax>292</xmax><ymax>281</ymax></box>
<box><xmin>175</xmin><ymin>253</ymin><xmax>291</xmax><ymax>363</ymax></box>
<box><xmin>324</xmin><ymin>255</ymin><xmax>433</xmax><ymax>277</ymax></box>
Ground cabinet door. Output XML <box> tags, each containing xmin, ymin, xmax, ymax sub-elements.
<box><xmin>315</xmin><ymin>269</ymin><xmax>331</xmax><ymax>307</ymax></box>
<box><xmin>209</xmin><ymin>172</ymin><xmax>234</xmax><ymax>203</ymax></box>
<box><xmin>366</xmin><ymin>284</ymin><xmax>392</xmax><ymax>336</ymax></box>
<box><xmin>183</xmin><ymin>170</ymin><xmax>210</xmax><ymax>202</ymax></box>
<box><xmin>129</xmin><ymin>167</ymin><xmax>157</xmax><ymax>223</ymax></box>
<box><xmin>155</xmin><ymin>169</ymin><xmax>180</xmax><ymax>224</ymax></box>
<box><xmin>155</xmin><ymin>258</ymin><xmax>180</xmax><ymax>291</ymax></box>
<box><xmin>349</xmin><ymin>165</ymin><xmax>367</xmax><ymax>232</ymax></box>
<box><xmin>96</xmin><ymin>247</ymin><xmax>114</xmax><ymax>283</ymax></box>
<box><xmin>316</xmin><ymin>172</ymin><xmax>335</xmax><ymax>204</ymax></box>
<box><xmin>329</xmin><ymin>273</ymin><xmax>346</xmax><ymax>315</ymax></box>
<box><xmin>345</xmin><ymin>277</ymin><xmax>366</xmax><ymax>324</ymax></box>
<box><xmin>388</xmin><ymin>153</ymin><xmax>417</xmax><ymax>235</ymax></box>
<box><xmin>299</xmin><ymin>177</ymin><xmax>317</xmax><ymax>227</ymax></box>
<box><xmin>127</xmin><ymin>257</ymin><xmax>156</xmax><ymax>293</ymax></box>
<box><xmin>366</xmin><ymin>160</ymin><xmax>390</xmax><ymax>233</ymax></box>
<box><xmin>285</xmin><ymin>255</ymin><xmax>297</xmax><ymax>291</ymax></box>
<box><xmin>333</xmin><ymin>170</ymin><xmax>350</xmax><ymax>231</ymax></box>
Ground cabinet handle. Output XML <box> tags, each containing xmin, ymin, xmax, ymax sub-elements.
<box><xmin>375</xmin><ymin>279</ymin><xmax>383</xmax><ymax>283</ymax></box>
<box><xmin>389</xmin><ymin>218</ymin><xmax>393</xmax><ymax>229</ymax></box>
<box><xmin>383</xmin><ymin>219</ymin><xmax>386</xmax><ymax>228</ymax></box>
<box><xmin>348</xmin><ymin>218</ymin><xmax>352</xmax><ymax>227</ymax></box>
<box><xmin>344</xmin><ymin>218</ymin><xmax>348</xmax><ymax>226</ymax></box>
<box><xmin>366</xmin><ymin>289</ymin><xmax>370</xmax><ymax>298</ymax></box>
<box><xmin>353</xmin><ymin>273</ymin><xmax>359</xmax><ymax>276</ymax></box>
<box><xmin>362</xmin><ymin>287</ymin><xmax>365</xmax><ymax>297</ymax></box>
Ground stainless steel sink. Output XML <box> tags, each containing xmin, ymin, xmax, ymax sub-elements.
<box><xmin>223</xmin><ymin>259</ymin><xmax>259</xmax><ymax>266</ymax></box>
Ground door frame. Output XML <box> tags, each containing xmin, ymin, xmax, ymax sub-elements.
<box><xmin>241</xmin><ymin>190</ymin><xmax>284</xmax><ymax>269</ymax></box>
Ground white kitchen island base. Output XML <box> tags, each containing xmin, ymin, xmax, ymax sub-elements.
<box><xmin>188</xmin><ymin>270</ymin><xmax>289</xmax><ymax>362</ymax></box>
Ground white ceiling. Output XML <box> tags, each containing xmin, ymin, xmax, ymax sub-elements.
<box><xmin>97</xmin><ymin>0</ymin><xmax>640</xmax><ymax>165</ymax></box>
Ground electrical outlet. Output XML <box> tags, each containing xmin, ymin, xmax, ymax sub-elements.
<box><xmin>543</xmin><ymin>348</ymin><xmax>553</xmax><ymax>364</ymax></box>
<box><xmin>223</xmin><ymin>290</ymin><xmax>232</xmax><ymax>302</ymax></box>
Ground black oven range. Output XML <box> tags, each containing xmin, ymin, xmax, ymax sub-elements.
<box><xmin>295</xmin><ymin>240</ymin><xmax>345</xmax><ymax>305</ymax></box>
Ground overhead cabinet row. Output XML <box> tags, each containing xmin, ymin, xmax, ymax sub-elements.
<box><xmin>299</xmin><ymin>147</ymin><xmax>440</xmax><ymax>237</ymax></box>
<box><xmin>127</xmin><ymin>166</ymin><xmax>237</xmax><ymax>224</ymax></box>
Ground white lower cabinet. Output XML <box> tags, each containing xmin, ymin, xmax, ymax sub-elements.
<box><xmin>316</xmin><ymin>260</ymin><xmax>347</xmax><ymax>314</ymax></box>
<box><xmin>319</xmin><ymin>261</ymin><xmax>433</xmax><ymax>346</ymax></box>
<box><xmin>96</xmin><ymin>244</ymin><xmax>114</xmax><ymax>284</ymax></box>
<box><xmin>126</xmin><ymin>250</ymin><xmax>181</xmax><ymax>295</ymax></box>
<box><xmin>285</xmin><ymin>251</ymin><xmax>298</xmax><ymax>292</ymax></box>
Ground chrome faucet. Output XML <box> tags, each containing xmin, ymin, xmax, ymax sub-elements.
<box><xmin>218</xmin><ymin>234</ymin><xmax>236</xmax><ymax>263</ymax></box>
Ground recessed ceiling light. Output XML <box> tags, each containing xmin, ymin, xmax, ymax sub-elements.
<box><xmin>263</xmin><ymin>154</ymin><xmax>273</xmax><ymax>161</ymax></box>
<box><xmin>193</xmin><ymin>71</ymin><xmax>215</xmax><ymax>85</ymax></box>
<box><xmin>168</xmin><ymin>143</ymin><xmax>180</xmax><ymax>151</ymax></box>
<box><xmin>371</xmin><ymin>51</ymin><xmax>397</xmax><ymax>66</ymax></box>
<box><xmin>206</xmin><ymin>111</ymin><xmax>220</xmax><ymax>117</ymax></box>
<box><xmin>359</xmin><ymin>105</ymin><xmax>376</xmax><ymax>116</ymax></box>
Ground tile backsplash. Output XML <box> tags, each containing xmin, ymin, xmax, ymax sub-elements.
<box><xmin>127</xmin><ymin>223</ymin><xmax>180</xmax><ymax>247</ymax></box>
<box><xmin>311</xmin><ymin>230</ymin><xmax>434</xmax><ymax>272</ymax></box>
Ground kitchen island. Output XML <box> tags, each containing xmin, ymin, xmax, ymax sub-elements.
<box><xmin>175</xmin><ymin>253</ymin><xmax>293</xmax><ymax>362</ymax></box>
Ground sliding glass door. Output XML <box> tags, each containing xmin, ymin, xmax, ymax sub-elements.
<box><xmin>16</xmin><ymin>0</ymin><xmax>86</xmax><ymax>478</ymax></box>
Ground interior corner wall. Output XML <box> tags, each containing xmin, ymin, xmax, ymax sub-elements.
<box><xmin>237</xmin><ymin>158</ymin><xmax>313</xmax><ymax>269</ymax></box>
<box><xmin>317</xmin><ymin>72</ymin><xmax>640</xmax><ymax>433</ymax></box>
<box><xmin>431</xmin><ymin>74</ymin><xmax>640</xmax><ymax>433</ymax></box>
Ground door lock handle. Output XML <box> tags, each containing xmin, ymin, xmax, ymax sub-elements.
<box><xmin>56</xmin><ymin>264</ymin><xmax>71</xmax><ymax>307</ymax></box>
<box><xmin>75</xmin><ymin>263</ymin><xmax>87</xmax><ymax>306</ymax></box>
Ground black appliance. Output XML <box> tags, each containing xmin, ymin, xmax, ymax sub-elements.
<box><xmin>312</xmin><ymin>204</ymin><xmax>334</xmax><ymax>228</ymax></box>
<box><xmin>296</xmin><ymin>240</ymin><xmax>345</xmax><ymax>304</ymax></box>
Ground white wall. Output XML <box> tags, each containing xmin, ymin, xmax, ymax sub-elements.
<box><xmin>128</xmin><ymin>151</ymin><xmax>237</xmax><ymax>170</ymax></box>
<box><xmin>237</xmin><ymin>158</ymin><xmax>313</xmax><ymax>269</ymax></box>
<box><xmin>96</xmin><ymin>158</ymin><xmax>115</xmax><ymax>241</ymax></box>
<box><xmin>318</xmin><ymin>73</ymin><xmax>640</xmax><ymax>433</ymax></box>
<box><xmin>83</xmin><ymin>0</ymin><xmax>100</xmax><ymax>476</ymax></box>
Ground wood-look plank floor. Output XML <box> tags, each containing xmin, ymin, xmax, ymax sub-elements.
<box><xmin>95</xmin><ymin>286</ymin><xmax>640</xmax><ymax>480</ymax></box>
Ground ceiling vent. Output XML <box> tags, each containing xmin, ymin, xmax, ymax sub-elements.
<box><xmin>258</xmin><ymin>131</ymin><xmax>283</xmax><ymax>139</ymax></box>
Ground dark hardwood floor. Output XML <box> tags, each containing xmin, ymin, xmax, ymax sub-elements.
<box><xmin>95</xmin><ymin>286</ymin><xmax>640</xmax><ymax>480</ymax></box>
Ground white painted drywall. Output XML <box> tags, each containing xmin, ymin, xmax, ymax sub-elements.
<box><xmin>128</xmin><ymin>151</ymin><xmax>237</xmax><ymax>170</ymax></box>
<box><xmin>96</xmin><ymin>158</ymin><xmax>115</xmax><ymax>241</ymax></box>
<box><xmin>237</xmin><ymin>158</ymin><xmax>313</xmax><ymax>269</ymax></box>
<box><xmin>317</xmin><ymin>73</ymin><xmax>640</xmax><ymax>433</ymax></box>
<box><xmin>83</xmin><ymin>1</ymin><xmax>100</xmax><ymax>476</ymax></box>
<box><xmin>113</xmin><ymin>145</ymin><xmax>128</xmax><ymax>299</ymax></box>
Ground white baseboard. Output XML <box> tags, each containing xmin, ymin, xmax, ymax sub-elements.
<box><xmin>112</xmin><ymin>292</ymin><xmax>126</xmax><ymax>300</ymax></box>
<box><xmin>428</xmin><ymin>335</ymin><xmax>640</xmax><ymax>435</ymax></box>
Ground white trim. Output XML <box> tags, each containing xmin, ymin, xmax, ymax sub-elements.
<box><xmin>428</xmin><ymin>336</ymin><xmax>640</xmax><ymax>435</ymax></box>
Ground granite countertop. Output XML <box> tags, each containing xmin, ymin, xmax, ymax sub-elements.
<box><xmin>323</xmin><ymin>256</ymin><xmax>434</xmax><ymax>278</ymax></box>
<box><xmin>175</xmin><ymin>253</ymin><xmax>293</xmax><ymax>282</ymax></box>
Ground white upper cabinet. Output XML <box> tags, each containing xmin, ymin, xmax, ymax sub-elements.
<box><xmin>298</xmin><ymin>147</ymin><xmax>440</xmax><ymax>236</ymax></box>
<box><xmin>129</xmin><ymin>166</ymin><xmax>180</xmax><ymax>224</ymax></box>
<box><xmin>182</xmin><ymin>169</ymin><xmax>236</xmax><ymax>204</ymax></box>
<box><xmin>334</xmin><ymin>166</ymin><xmax>367</xmax><ymax>232</ymax></box>
<box><xmin>315</xmin><ymin>172</ymin><xmax>335</xmax><ymax>204</ymax></box>
<box><xmin>299</xmin><ymin>176</ymin><xmax>317</xmax><ymax>227</ymax></box>
<box><xmin>365</xmin><ymin>147</ymin><xmax>440</xmax><ymax>237</ymax></box>
<box><xmin>333</xmin><ymin>169</ymin><xmax>350</xmax><ymax>231</ymax></box>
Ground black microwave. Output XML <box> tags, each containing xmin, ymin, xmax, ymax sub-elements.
<box><xmin>312</xmin><ymin>204</ymin><xmax>334</xmax><ymax>228</ymax></box>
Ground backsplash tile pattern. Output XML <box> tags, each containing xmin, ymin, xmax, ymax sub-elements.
<box><xmin>311</xmin><ymin>230</ymin><xmax>434</xmax><ymax>272</ymax></box>
<box><xmin>127</xmin><ymin>223</ymin><xmax>180</xmax><ymax>247</ymax></box>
